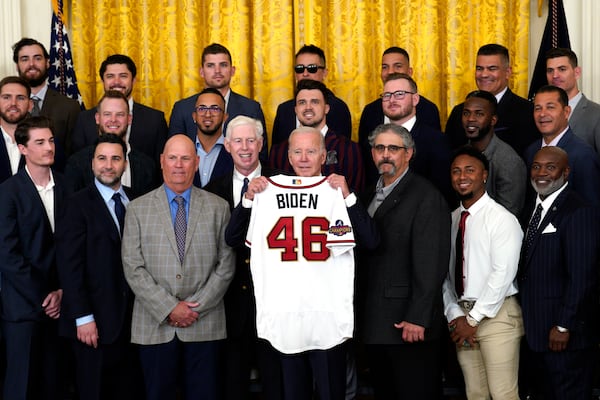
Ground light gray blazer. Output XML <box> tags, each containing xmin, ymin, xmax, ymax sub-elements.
<box><xmin>570</xmin><ymin>94</ymin><xmax>600</xmax><ymax>154</ymax></box>
<box><xmin>122</xmin><ymin>185</ymin><xmax>235</xmax><ymax>345</ymax></box>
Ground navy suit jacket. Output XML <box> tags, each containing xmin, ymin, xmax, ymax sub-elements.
<box><xmin>0</xmin><ymin>169</ymin><xmax>68</xmax><ymax>322</ymax></box>
<box><xmin>271</xmin><ymin>88</ymin><xmax>352</xmax><ymax>145</ymax></box>
<box><xmin>524</xmin><ymin>128</ymin><xmax>600</xmax><ymax>207</ymax></box>
<box><xmin>0</xmin><ymin>138</ymin><xmax>25</xmax><ymax>184</ymax></box>
<box><xmin>519</xmin><ymin>188</ymin><xmax>600</xmax><ymax>352</ymax></box>
<box><xmin>56</xmin><ymin>184</ymin><xmax>134</xmax><ymax>344</ymax></box>
<box><xmin>71</xmin><ymin>102</ymin><xmax>168</xmax><ymax>165</ymax></box>
<box><xmin>192</xmin><ymin>145</ymin><xmax>233</xmax><ymax>188</ymax></box>
<box><xmin>40</xmin><ymin>87</ymin><xmax>82</xmax><ymax>155</ymax></box>
<box><xmin>445</xmin><ymin>88</ymin><xmax>539</xmax><ymax>157</ymax></box>
<box><xmin>169</xmin><ymin>90</ymin><xmax>268</xmax><ymax>161</ymax></box>
<box><xmin>64</xmin><ymin>145</ymin><xmax>160</xmax><ymax>198</ymax></box>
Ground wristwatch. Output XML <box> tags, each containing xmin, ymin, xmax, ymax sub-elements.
<box><xmin>466</xmin><ymin>314</ymin><xmax>480</xmax><ymax>327</ymax></box>
<box><xmin>556</xmin><ymin>325</ymin><xmax>569</xmax><ymax>333</ymax></box>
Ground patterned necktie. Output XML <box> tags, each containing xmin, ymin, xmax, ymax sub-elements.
<box><xmin>455</xmin><ymin>211</ymin><xmax>470</xmax><ymax>297</ymax></box>
<box><xmin>31</xmin><ymin>96</ymin><xmax>41</xmax><ymax>116</ymax></box>
<box><xmin>174</xmin><ymin>196</ymin><xmax>187</xmax><ymax>263</ymax></box>
<box><xmin>240</xmin><ymin>177</ymin><xmax>249</xmax><ymax>205</ymax></box>
<box><xmin>525</xmin><ymin>203</ymin><xmax>544</xmax><ymax>255</ymax></box>
<box><xmin>112</xmin><ymin>192</ymin><xmax>125</xmax><ymax>234</ymax></box>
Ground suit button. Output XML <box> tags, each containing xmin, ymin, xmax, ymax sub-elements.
<box><xmin>245</xmin><ymin>258</ymin><xmax>250</xmax><ymax>264</ymax></box>
<box><xmin>242</xmin><ymin>285</ymin><xmax>247</xmax><ymax>290</ymax></box>
<box><xmin>176</xmin><ymin>274</ymin><xmax>182</xmax><ymax>279</ymax></box>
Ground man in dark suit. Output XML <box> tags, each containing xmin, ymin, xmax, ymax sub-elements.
<box><xmin>269</xmin><ymin>79</ymin><xmax>365</xmax><ymax>193</ymax></box>
<box><xmin>12</xmin><ymin>38</ymin><xmax>81</xmax><ymax>157</ymax></box>
<box><xmin>546</xmin><ymin>48</ymin><xmax>600</xmax><ymax>154</ymax></box>
<box><xmin>71</xmin><ymin>54</ymin><xmax>168</xmax><ymax>165</ymax></box>
<box><xmin>445</xmin><ymin>44</ymin><xmax>539</xmax><ymax>157</ymax></box>
<box><xmin>358</xmin><ymin>72</ymin><xmax>452</xmax><ymax>200</ymax></box>
<box><xmin>204</xmin><ymin>115</ymin><xmax>283</xmax><ymax>400</ymax></box>
<box><xmin>0</xmin><ymin>116</ymin><xmax>68</xmax><ymax>400</ymax></box>
<box><xmin>0</xmin><ymin>76</ymin><xmax>31</xmax><ymax>183</ymax></box>
<box><xmin>271</xmin><ymin>44</ymin><xmax>352</xmax><ymax>146</ymax></box>
<box><xmin>356</xmin><ymin>123</ymin><xmax>450</xmax><ymax>399</ymax></box>
<box><xmin>57</xmin><ymin>134</ymin><xmax>143</xmax><ymax>400</ymax></box>
<box><xmin>65</xmin><ymin>90</ymin><xmax>159</xmax><ymax>197</ymax></box>
<box><xmin>524</xmin><ymin>85</ymin><xmax>600</xmax><ymax>207</ymax></box>
<box><xmin>169</xmin><ymin>43</ymin><xmax>268</xmax><ymax>160</ymax></box>
<box><xmin>519</xmin><ymin>146</ymin><xmax>600</xmax><ymax>399</ymax></box>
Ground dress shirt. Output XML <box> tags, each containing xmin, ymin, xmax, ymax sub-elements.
<box><xmin>568</xmin><ymin>91</ymin><xmax>583</xmax><ymax>117</ymax></box>
<box><xmin>443</xmin><ymin>192</ymin><xmax>523</xmax><ymax>323</ymax></box>
<box><xmin>223</xmin><ymin>88</ymin><xmax>231</xmax><ymax>113</ymax></box>
<box><xmin>532</xmin><ymin>182</ymin><xmax>568</xmax><ymax>228</ymax></box>
<box><xmin>165</xmin><ymin>185</ymin><xmax>192</xmax><ymax>224</ymax></box>
<box><xmin>1</xmin><ymin>126</ymin><xmax>20</xmax><ymax>175</ymax></box>
<box><xmin>25</xmin><ymin>165</ymin><xmax>55</xmax><ymax>232</ymax></box>
<box><xmin>31</xmin><ymin>83</ymin><xmax>49</xmax><ymax>108</ymax></box>
<box><xmin>494</xmin><ymin>86</ymin><xmax>508</xmax><ymax>104</ymax></box>
<box><xmin>367</xmin><ymin>168</ymin><xmax>408</xmax><ymax>216</ymax></box>
<box><xmin>542</xmin><ymin>127</ymin><xmax>568</xmax><ymax>147</ymax></box>
<box><xmin>196</xmin><ymin>135</ymin><xmax>225</xmax><ymax>187</ymax></box>
<box><xmin>233</xmin><ymin>165</ymin><xmax>262</xmax><ymax>206</ymax></box>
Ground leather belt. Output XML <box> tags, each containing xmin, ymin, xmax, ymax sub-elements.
<box><xmin>458</xmin><ymin>295</ymin><xmax>515</xmax><ymax>311</ymax></box>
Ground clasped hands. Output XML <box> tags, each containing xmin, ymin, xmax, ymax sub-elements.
<box><xmin>167</xmin><ymin>301</ymin><xmax>199</xmax><ymax>328</ymax></box>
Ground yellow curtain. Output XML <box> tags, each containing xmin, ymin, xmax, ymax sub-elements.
<box><xmin>71</xmin><ymin>0</ymin><xmax>529</xmax><ymax>143</ymax></box>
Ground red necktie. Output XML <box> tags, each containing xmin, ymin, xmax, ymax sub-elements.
<box><xmin>455</xmin><ymin>211</ymin><xmax>470</xmax><ymax>297</ymax></box>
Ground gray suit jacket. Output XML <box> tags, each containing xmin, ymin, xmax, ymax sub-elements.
<box><xmin>570</xmin><ymin>94</ymin><xmax>600</xmax><ymax>154</ymax></box>
<box><xmin>122</xmin><ymin>185</ymin><xmax>235</xmax><ymax>345</ymax></box>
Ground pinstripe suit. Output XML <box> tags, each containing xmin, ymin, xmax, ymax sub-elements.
<box><xmin>519</xmin><ymin>187</ymin><xmax>600</xmax><ymax>399</ymax></box>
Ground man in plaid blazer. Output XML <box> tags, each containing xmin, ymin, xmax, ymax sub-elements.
<box><xmin>122</xmin><ymin>134</ymin><xmax>235</xmax><ymax>400</ymax></box>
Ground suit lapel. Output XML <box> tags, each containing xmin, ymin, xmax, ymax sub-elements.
<box><xmin>186</xmin><ymin>188</ymin><xmax>203</xmax><ymax>257</ymax></box>
<box><xmin>373</xmin><ymin>172</ymin><xmax>412</xmax><ymax>219</ymax></box>
<box><xmin>154</xmin><ymin>188</ymin><xmax>180</xmax><ymax>259</ymax></box>
<box><xmin>89</xmin><ymin>185</ymin><xmax>121</xmax><ymax>242</ymax></box>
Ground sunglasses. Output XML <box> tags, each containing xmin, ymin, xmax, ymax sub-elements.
<box><xmin>294</xmin><ymin>64</ymin><xmax>325</xmax><ymax>74</ymax></box>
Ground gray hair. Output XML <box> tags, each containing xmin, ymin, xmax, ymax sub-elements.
<box><xmin>368</xmin><ymin>123</ymin><xmax>415</xmax><ymax>151</ymax></box>
<box><xmin>224</xmin><ymin>115</ymin><xmax>263</xmax><ymax>140</ymax></box>
<box><xmin>288</xmin><ymin>126</ymin><xmax>326</xmax><ymax>151</ymax></box>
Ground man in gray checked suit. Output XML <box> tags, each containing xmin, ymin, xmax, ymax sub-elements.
<box><xmin>122</xmin><ymin>134</ymin><xmax>235</xmax><ymax>400</ymax></box>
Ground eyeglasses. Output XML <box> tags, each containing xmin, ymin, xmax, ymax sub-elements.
<box><xmin>373</xmin><ymin>144</ymin><xmax>407</xmax><ymax>154</ymax></box>
<box><xmin>195</xmin><ymin>105</ymin><xmax>223</xmax><ymax>115</ymax></box>
<box><xmin>294</xmin><ymin>64</ymin><xmax>326</xmax><ymax>74</ymax></box>
<box><xmin>380</xmin><ymin>90</ymin><xmax>415</xmax><ymax>101</ymax></box>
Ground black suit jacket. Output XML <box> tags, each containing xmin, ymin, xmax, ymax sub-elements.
<box><xmin>71</xmin><ymin>102</ymin><xmax>168</xmax><ymax>165</ymax></box>
<box><xmin>519</xmin><ymin>188</ymin><xmax>600</xmax><ymax>352</ymax></box>
<box><xmin>271</xmin><ymin>88</ymin><xmax>352</xmax><ymax>145</ymax></box>
<box><xmin>56</xmin><ymin>184</ymin><xmax>134</xmax><ymax>344</ymax></box>
<box><xmin>0</xmin><ymin>138</ymin><xmax>25</xmax><ymax>184</ymax></box>
<box><xmin>0</xmin><ymin>169</ymin><xmax>68</xmax><ymax>322</ymax></box>
<box><xmin>356</xmin><ymin>171</ymin><xmax>450</xmax><ymax>344</ymax></box>
<box><xmin>445</xmin><ymin>88</ymin><xmax>539</xmax><ymax>157</ymax></box>
<box><xmin>40</xmin><ymin>88</ymin><xmax>82</xmax><ymax>155</ymax></box>
<box><xmin>64</xmin><ymin>145</ymin><xmax>160</xmax><ymax>198</ymax></box>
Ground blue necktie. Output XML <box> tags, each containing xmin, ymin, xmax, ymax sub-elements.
<box><xmin>112</xmin><ymin>192</ymin><xmax>125</xmax><ymax>234</ymax></box>
<box><xmin>240</xmin><ymin>177</ymin><xmax>249</xmax><ymax>205</ymax></box>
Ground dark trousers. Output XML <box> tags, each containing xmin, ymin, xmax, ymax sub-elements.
<box><xmin>138</xmin><ymin>337</ymin><xmax>220</xmax><ymax>400</ymax></box>
<box><xmin>528</xmin><ymin>346</ymin><xmax>597</xmax><ymax>400</ymax></box>
<box><xmin>280</xmin><ymin>341</ymin><xmax>347</xmax><ymax>400</ymax></box>
<box><xmin>366</xmin><ymin>341</ymin><xmax>441</xmax><ymax>400</ymax></box>
<box><xmin>2</xmin><ymin>319</ymin><xmax>59</xmax><ymax>400</ymax></box>
<box><xmin>71</xmin><ymin>334</ymin><xmax>145</xmax><ymax>400</ymax></box>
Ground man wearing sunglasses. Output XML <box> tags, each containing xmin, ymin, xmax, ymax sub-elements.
<box><xmin>169</xmin><ymin>43</ymin><xmax>268</xmax><ymax>162</ymax></box>
<box><xmin>271</xmin><ymin>44</ymin><xmax>352</xmax><ymax>146</ymax></box>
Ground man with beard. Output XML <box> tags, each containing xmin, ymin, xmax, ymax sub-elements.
<box><xmin>445</xmin><ymin>44</ymin><xmax>538</xmax><ymax>157</ymax></box>
<box><xmin>169</xmin><ymin>43</ymin><xmax>268</xmax><ymax>161</ymax></box>
<box><xmin>461</xmin><ymin>90</ymin><xmax>526</xmax><ymax>217</ymax></box>
<box><xmin>65</xmin><ymin>91</ymin><xmax>159</xmax><ymax>197</ymax></box>
<box><xmin>442</xmin><ymin>146</ymin><xmax>524</xmax><ymax>400</ymax></box>
<box><xmin>71</xmin><ymin>54</ymin><xmax>168</xmax><ymax>165</ymax></box>
<box><xmin>269</xmin><ymin>79</ymin><xmax>364</xmax><ymax>192</ymax></box>
<box><xmin>57</xmin><ymin>133</ymin><xmax>144</xmax><ymax>400</ymax></box>
<box><xmin>12</xmin><ymin>38</ymin><xmax>81</xmax><ymax>156</ymax></box>
<box><xmin>0</xmin><ymin>116</ymin><xmax>68</xmax><ymax>400</ymax></box>
<box><xmin>0</xmin><ymin>76</ymin><xmax>32</xmax><ymax>183</ymax></box>
<box><xmin>355</xmin><ymin>123</ymin><xmax>450</xmax><ymax>399</ymax></box>
<box><xmin>524</xmin><ymin>85</ymin><xmax>600</xmax><ymax>207</ymax></box>
<box><xmin>360</xmin><ymin>72</ymin><xmax>452</xmax><ymax>200</ymax></box>
<box><xmin>190</xmin><ymin>87</ymin><xmax>235</xmax><ymax>187</ymax></box>
<box><xmin>519</xmin><ymin>146</ymin><xmax>600</xmax><ymax>399</ymax></box>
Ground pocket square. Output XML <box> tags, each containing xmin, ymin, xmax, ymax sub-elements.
<box><xmin>542</xmin><ymin>223</ymin><xmax>557</xmax><ymax>234</ymax></box>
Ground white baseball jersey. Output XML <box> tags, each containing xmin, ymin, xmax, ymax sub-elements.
<box><xmin>245</xmin><ymin>175</ymin><xmax>355</xmax><ymax>354</ymax></box>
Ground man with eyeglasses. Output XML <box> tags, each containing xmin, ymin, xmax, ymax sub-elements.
<box><xmin>189</xmin><ymin>88</ymin><xmax>235</xmax><ymax>188</ymax></box>
<box><xmin>360</xmin><ymin>72</ymin><xmax>452</xmax><ymax>203</ymax></box>
<box><xmin>169</xmin><ymin>43</ymin><xmax>268</xmax><ymax>161</ymax></box>
<box><xmin>271</xmin><ymin>44</ymin><xmax>352</xmax><ymax>146</ymax></box>
<box><xmin>355</xmin><ymin>123</ymin><xmax>450</xmax><ymax>399</ymax></box>
<box><xmin>445</xmin><ymin>44</ymin><xmax>538</xmax><ymax>158</ymax></box>
<box><xmin>269</xmin><ymin>79</ymin><xmax>364</xmax><ymax>193</ymax></box>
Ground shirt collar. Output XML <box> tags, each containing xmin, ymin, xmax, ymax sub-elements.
<box><xmin>401</xmin><ymin>115</ymin><xmax>417</xmax><ymax>131</ymax></box>
<box><xmin>460</xmin><ymin>192</ymin><xmax>490</xmax><ymax>216</ymax></box>
<box><xmin>233</xmin><ymin>164</ymin><xmax>262</xmax><ymax>181</ymax></box>
<box><xmin>94</xmin><ymin>177</ymin><xmax>127</xmax><ymax>202</ymax></box>
<box><xmin>25</xmin><ymin>164</ymin><xmax>55</xmax><ymax>190</ymax></box>
<box><xmin>535</xmin><ymin>181</ymin><xmax>568</xmax><ymax>210</ymax></box>
<box><xmin>164</xmin><ymin>184</ymin><xmax>192</xmax><ymax>205</ymax></box>
<box><xmin>32</xmin><ymin>84</ymin><xmax>49</xmax><ymax>101</ymax></box>
<box><xmin>495</xmin><ymin>87</ymin><xmax>508</xmax><ymax>103</ymax></box>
